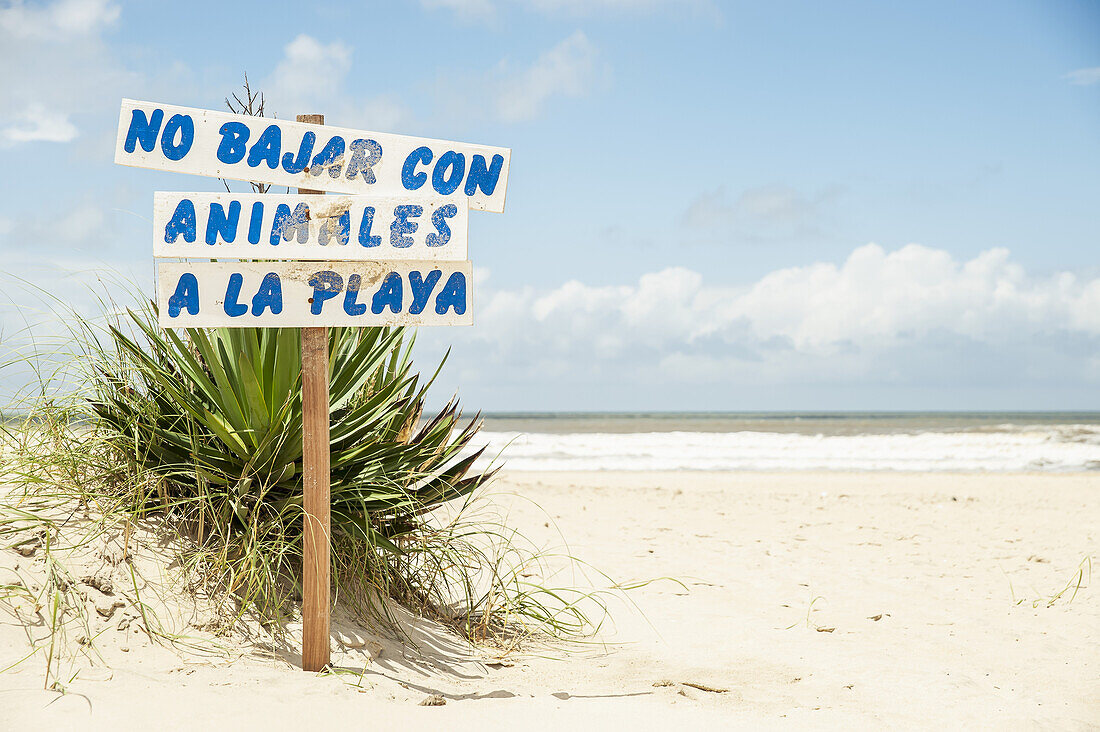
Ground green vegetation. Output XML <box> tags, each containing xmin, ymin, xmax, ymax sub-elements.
<box><xmin>0</xmin><ymin>78</ymin><xmax>631</xmax><ymax>689</ymax></box>
<box><xmin>89</xmin><ymin>307</ymin><xmax>494</xmax><ymax>624</ymax></box>
<box><xmin>0</xmin><ymin>294</ymin><xmax>624</xmax><ymax>689</ymax></box>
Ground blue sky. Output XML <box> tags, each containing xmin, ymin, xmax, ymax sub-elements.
<box><xmin>1</xmin><ymin>0</ymin><xmax>1098</xmax><ymax>410</ymax></box>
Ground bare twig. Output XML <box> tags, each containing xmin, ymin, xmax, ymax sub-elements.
<box><xmin>221</xmin><ymin>73</ymin><xmax>272</xmax><ymax>194</ymax></box>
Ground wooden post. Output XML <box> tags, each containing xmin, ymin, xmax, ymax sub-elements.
<box><xmin>298</xmin><ymin>112</ymin><xmax>331</xmax><ymax>672</ymax></box>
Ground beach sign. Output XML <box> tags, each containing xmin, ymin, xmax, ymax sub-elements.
<box><xmin>153</xmin><ymin>192</ymin><xmax>468</xmax><ymax>261</ymax></box>
<box><xmin>115</xmin><ymin>99</ymin><xmax>511</xmax><ymax>212</ymax></box>
<box><xmin>157</xmin><ymin>261</ymin><xmax>472</xmax><ymax>328</ymax></box>
<box><xmin>117</xmin><ymin>102</ymin><xmax>508</xmax><ymax>673</ymax></box>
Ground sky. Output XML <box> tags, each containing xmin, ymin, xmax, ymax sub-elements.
<box><xmin>1</xmin><ymin>0</ymin><xmax>1098</xmax><ymax>411</ymax></box>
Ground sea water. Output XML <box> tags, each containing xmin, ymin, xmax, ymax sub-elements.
<box><xmin>467</xmin><ymin>413</ymin><xmax>1100</xmax><ymax>472</ymax></box>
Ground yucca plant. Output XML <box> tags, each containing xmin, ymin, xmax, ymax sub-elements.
<box><xmin>1</xmin><ymin>290</ymin><xmax>624</xmax><ymax>683</ymax></box>
<box><xmin>87</xmin><ymin>302</ymin><xmax>495</xmax><ymax>627</ymax></box>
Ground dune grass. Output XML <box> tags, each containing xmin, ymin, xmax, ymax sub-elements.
<box><xmin>0</xmin><ymin>283</ymin><xmax>632</xmax><ymax>689</ymax></box>
<box><xmin>1003</xmin><ymin>555</ymin><xmax>1093</xmax><ymax>609</ymax></box>
<box><xmin>0</xmin><ymin>77</ymin><xmax>642</xmax><ymax>688</ymax></box>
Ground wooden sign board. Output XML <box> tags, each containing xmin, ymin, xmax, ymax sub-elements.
<box><xmin>153</xmin><ymin>193</ymin><xmax>468</xmax><ymax>261</ymax></box>
<box><xmin>157</xmin><ymin>261</ymin><xmax>472</xmax><ymax>328</ymax></box>
<box><xmin>115</xmin><ymin>100</ymin><xmax>510</xmax><ymax>213</ymax></box>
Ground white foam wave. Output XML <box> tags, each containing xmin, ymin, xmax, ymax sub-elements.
<box><xmin>470</xmin><ymin>427</ymin><xmax>1100</xmax><ymax>472</ymax></box>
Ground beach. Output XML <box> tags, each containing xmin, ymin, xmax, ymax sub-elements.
<box><xmin>3</xmin><ymin>469</ymin><xmax>1096</xmax><ymax>729</ymax></box>
<box><xmin>2</xmin><ymin>0</ymin><xmax>1097</xmax><ymax>728</ymax></box>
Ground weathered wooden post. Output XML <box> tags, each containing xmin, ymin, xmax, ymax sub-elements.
<box><xmin>297</xmin><ymin>113</ymin><xmax>331</xmax><ymax>673</ymax></box>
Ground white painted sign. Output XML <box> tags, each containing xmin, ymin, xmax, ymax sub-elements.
<box><xmin>153</xmin><ymin>193</ymin><xmax>468</xmax><ymax>261</ymax></box>
<box><xmin>157</xmin><ymin>261</ymin><xmax>472</xmax><ymax>328</ymax></box>
<box><xmin>116</xmin><ymin>99</ymin><xmax>510</xmax><ymax>213</ymax></box>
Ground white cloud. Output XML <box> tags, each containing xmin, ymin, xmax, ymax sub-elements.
<box><xmin>494</xmin><ymin>30</ymin><xmax>606</xmax><ymax>122</ymax></box>
<box><xmin>263</xmin><ymin>34</ymin><xmax>411</xmax><ymax>130</ymax></box>
<box><xmin>268</xmin><ymin>35</ymin><xmax>352</xmax><ymax>108</ymax></box>
<box><xmin>0</xmin><ymin>0</ymin><xmax>119</xmax><ymax>40</ymax></box>
<box><xmin>1064</xmin><ymin>67</ymin><xmax>1100</xmax><ymax>86</ymax></box>
<box><xmin>0</xmin><ymin>0</ymin><xmax>134</xmax><ymax>148</ymax></box>
<box><xmin>524</xmin><ymin>0</ymin><xmax>707</xmax><ymax>13</ymax></box>
<box><xmin>430</xmin><ymin>30</ymin><xmax>606</xmax><ymax>124</ymax></box>
<box><xmin>682</xmin><ymin>185</ymin><xmax>840</xmax><ymax>242</ymax></box>
<box><xmin>423</xmin><ymin>244</ymin><xmax>1100</xmax><ymax>391</ymax></box>
<box><xmin>1</xmin><ymin>104</ymin><xmax>78</xmax><ymax>145</ymax></box>
<box><xmin>422</xmin><ymin>0</ymin><xmax>718</xmax><ymax>21</ymax></box>
<box><xmin>55</xmin><ymin>202</ymin><xmax>107</xmax><ymax>242</ymax></box>
<box><xmin>0</xmin><ymin>197</ymin><xmax>121</xmax><ymax>259</ymax></box>
<box><xmin>421</xmin><ymin>0</ymin><xmax>496</xmax><ymax>21</ymax></box>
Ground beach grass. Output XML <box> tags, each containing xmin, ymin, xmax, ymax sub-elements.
<box><xmin>0</xmin><ymin>280</ymin><xmax>625</xmax><ymax>689</ymax></box>
<box><xmin>0</xmin><ymin>76</ymin><xmax>641</xmax><ymax>689</ymax></box>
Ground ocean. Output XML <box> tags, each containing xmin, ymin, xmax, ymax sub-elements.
<box><xmin>468</xmin><ymin>412</ymin><xmax>1100</xmax><ymax>472</ymax></box>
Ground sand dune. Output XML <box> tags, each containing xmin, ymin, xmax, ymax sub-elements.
<box><xmin>2</xmin><ymin>471</ymin><xmax>1097</xmax><ymax>729</ymax></box>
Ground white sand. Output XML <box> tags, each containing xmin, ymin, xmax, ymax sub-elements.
<box><xmin>2</xmin><ymin>471</ymin><xmax>1097</xmax><ymax>729</ymax></box>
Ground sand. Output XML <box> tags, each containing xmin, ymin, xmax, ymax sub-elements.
<box><xmin>1</xmin><ymin>471</ymin><xmax>1097</xmax><ymax>730</ymax></box>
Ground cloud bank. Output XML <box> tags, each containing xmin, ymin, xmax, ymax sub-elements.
<box><xmin>419</xmin><ymin>244</ymin><xmax>1100</xmax><ymax>404</ymax></box>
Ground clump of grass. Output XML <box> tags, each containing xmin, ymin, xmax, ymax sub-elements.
<box><xmin>783</xmin><ymin>591</ymin><xmax>829</xmax><ymax>631</ymax></box>
<box><xmin>0</xmin><ymin>76</ymin><xmax>636</xmax><ymax>686</ymax></box>
<box><xmin>1003</xmin><ymin>556</ymin><xmax>1092</xmax><ymax>609</ymax></box>
<box><xmin>0</xmin><ymin>277</ymin><xmax>626</xmax><ymax>687</ymax></box>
